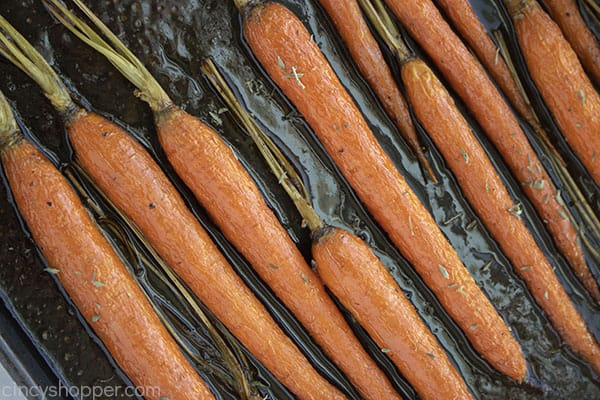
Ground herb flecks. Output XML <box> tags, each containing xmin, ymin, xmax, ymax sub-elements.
<box><xmin>438</xmin><ymin>264</ymin><xmax>450</xmax><ymax>280</ymax></box>
<box><xmin>460</xmin><ymin>147</ymin><xmax>470</xmax><ymax>163</ymax></box>
<box><xmin>508</xmin><ymin>203</ymin><xmax>522</xmax><ymax>218</ymax></box>
<box><xmin>577</xmin><ymin>89</ymin><xmax>585</xmax><ymax>106</ymax></box>
<box><xmin>283</xmin><ymin>66</ymin><xmax>306</xmax><ymax>89</ymax></box>
<box><xmin>91</xmin><ymin>271</ymin><xmax>105</xmax><ymax>288</ymax></box>
<box><xmin>44</xmin><ymin>267</ymin><xmax>60</xmax><ymax>275</ymax></box>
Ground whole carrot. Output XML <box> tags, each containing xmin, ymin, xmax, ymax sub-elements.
<box><xmin>504</xmin><ymin>0</ymin><xmax>600</xmax><ymax>186</ymax></box>
<box><xmin>238</xmin><ymin>0</ymin><xmax>525</xmax><ymax>379</ymax></box>
<box><xmin>380</xmin><ymin>0</ymin><xmax>598</xmax><ymax>300</ymax></box>
<box><xmin>0</xmin><ymin>14</ymin><xmax>346</xmax><ymax>400</ymax></box>
<box><xmin>203</xmin><ymin>59</ymin><xmax>474</xmax><ymax>399</ymax></box>
<box><xmin>0</xmin><ymin>92</ymin><xmax>214</xmax><ymax>400</ymax></box>
<box><xmin>401</xmin><ymin>57</ymin><xmax>600</xmax><ymax>375</ymax></box>
<box><xmin>433</xmin><ymin>0</ymin><xmax>600</xmax><ymax>303</ymax></box>
<box><xmin>544</xmin><ymin>0</ymin><xmax>600</xmax><ymax>87</ymax></box>
<box><xmin>317</xmin><ymin>0</ymin><xmax>437</xmax><ymax>182</ymax></box>
<box><xmin>45</xmin><ymin>1</ymin><xmax>401</xmax><ymax>398</ymax></box>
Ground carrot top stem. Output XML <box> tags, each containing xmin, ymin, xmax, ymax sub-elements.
<box><xmin>583</xmin><ymin>0</ymin><xmax>600</xmax><ymax>19</ymax></box>
<box><xmin>231</xmin><ymin>0</ymin><xmax>250</xmax><ymax>11</ymax></box>
<box><xmin>201</xmin><ymin>59</ymin><xmax>324</xmax><ymax>232</ymax></box>
<box><xmin>357</xmin><ymin>0</ymin><xmax>412</xmax><ymax>62</ymax></box>
<box><xmin>43</xmin><ymin>0</ymin><xmax>172</xmax><ymax>112</ymax></box>
<box><xmin>0</xmin><ymin>15</ymin><xmax>74</xmax><ymax>114</ymax></box>
<box><xmin>0</xmin><ymin>91</ymin><xmax>22</xmax><ymax>151</ymax></box>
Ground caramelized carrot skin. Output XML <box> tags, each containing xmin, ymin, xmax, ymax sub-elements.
<box><xmin>155</xmin><ymin>106</ymin><xmax>400</xmax><ymax>400</ymax></box>
<box><xmin>2</xmin><ymin>139</ymin><xmax>214</xmax><ymax>400</ymax></box>
<box><xmin>438</xmin><ymin>0</ymin><xmax>596</xmax><ymax>304</ymax></box>
<box><xmin>435</xmin><ymin>0</ymin><xmax>531</xmax><ymax>126</ymax></box>
<box><xmin>66</xmin><ymin>110</ymin><xmax>347</xmax><ymax>400</ymax></box>
<box><xmin>317</xmin><ymin>0</ymin><xmax>432</xmax><ymax>179</ymax></box>
<box><xmin>402</xmin><ymin>58</ymin><xmax>600</xmax><ymax>376</ymax></box>
<box><xmin>544</xmin><ymin>0</ymin><xmax>600</xmax><ymax>87</ymax></box>
<box><xmin>243</xmin><ymin>1</ymin><xmax>522</xmax><ymax>379</ymax></box>
<box><xmin>510</xmin><ymin>0</ymin><xmax>600</xmax><ymax>185</ymax></box>
<box><xmin>384</xmin><ymin>0</ymin><xmax>591</xmax><ymax>301</ymax></box>
<box><xmin>312</xmin><ymin>226</ymin><xmax>473</xmax><ymax>400</ymax></box>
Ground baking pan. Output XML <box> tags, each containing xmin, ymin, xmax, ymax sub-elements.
<box><xmin>0</xmin><ymin>0</ymin><xmax>598</xmax><ymax>399</ymax></box>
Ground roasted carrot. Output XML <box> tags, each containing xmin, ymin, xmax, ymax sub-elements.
<box><xmin>400</xmin><ymin>55</ymin><xmax>600</xmax><ymax>375</ymax></box>
<box><xmin>359</xmin><ymin>0</ymin><xmax>600</xmax><ymax>374</ymax></box>
<box><xmin>404</xmin><ymin>57</ymin><xmax>600</xmax><ymax>375</ymax></box>
<box><xmin>316</xmin><ymin>0</ymin><xmax>437</xmax><ymax>182</ymax></box>
<box><xmin>203</xmin><ymin>58</ymin><xmax>474</xmax><ymax>399</ymax></box>
<box><xmin>379</xmin><ymin>0</ymin><xmax>600</xmax><ymax>301</ymax></box>
<box><xmin>0</xmin><ymin>14</ymin><xmax>346</xmax><ymax>400</ymax></box>
<box><xmin>44</xmin><ymin>2</ymin><xmax>401</xmax><ymax>398</ymax></box>
<box><xmin>0</xmin><ymin>92</ymin><xmax>215</xmax><ymax>400</ymax></box>
<box><xmin>237</xmin><ymin>0</ymin><xmax>525</xmax><ymax>380</ymax></box>
<box><xmin>432</xmin><ymin>0</ymin><xmax>600</xmax><ymax>303</ymax></box>
<box><xmin>503</xmin><ymin>0</ymin><xmax>600</xmax><ymax>185</ymax></box>
<box><xmin>543</xmin><ymin>0</ymin><xmax>600</xmax><ymax>87</ymax></box>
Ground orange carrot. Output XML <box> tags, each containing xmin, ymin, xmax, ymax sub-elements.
<box><xmin>504</xmin><ymin>0</ymin><xmax>600</xmax><ymax>185</ymax></box>
<box><xmin>544</xmin><ymin>0</ymin><xmax>600</xmax><ymax>87</ymax></box>
<box><xmin>0</xmin><ymin>92</ymin><xmax>215</xmax><ymax>400</ymax></box>
<box><xmin>400</xmin><ymin>57</ymin><xmax>600</xmax><ymax>375</ymax></box>
<box><xmin>317</xmin><ymin>0</ymin><xmax>437</xmax><ymax>182</ymax></box>
<box><xmin>0</xmin><ymin>12</ymin><xmax>347</xmax><ymax>400</ymax></box>
<box><xmin>238</xmin><ymin>0</ymin><xmax>525</xmax><ymax>380</ymax></box>
<box><xmin>204</xmin><ymin>61</ymin><xmax>475</xmax><ymax>399</ymax></box>
<box><xmin>45</xmin><ymin>1</ymin><xmax>401</xmax><ymax>398</ymax></box>
<box><xmin>379</xmin><ymin>0</ymin><xmax>599</xmax><ymax>301</ymax></box>
<box><xmin>433</xmin><ymin>0</ymin><xmax>600</xmax><ymax>303</ymax></box>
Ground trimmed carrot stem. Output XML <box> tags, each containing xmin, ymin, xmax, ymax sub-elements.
<box><xmin>401</xmin><ymin>58</ymin><xmax>600</xmax><ymax>376</ymax></box>
<box><xmin>240</xmin><ymin>0</ymin><xmax>524</xmax><ymax>379</ymax></box>
<box><xmin>45</xmin><ymin>1</ymin><xmax>401</xmax><ymax>398</ymax></box>
<box><xmin>543</xmin><ymin>0</ymin><xmax>600</xmax><ymax>87</ymax></box>
<box><xmin>317</xmin><ymin>0</ymin><xmax>437</xmax><ymax>182</ymax></box>
<box><xmin>203</xmin><ymin>58</ymin><xmax>474</xmax><ymax>400</ymax></box>
<box><xmin>504</xmin><ymin>0</ymin><xmax>600</xmax><ymax>186</ymax></box>
<box><xmin>0</xmin><ymin>93</ymin><xmax>215</xmax><ymax>400</ymax></box>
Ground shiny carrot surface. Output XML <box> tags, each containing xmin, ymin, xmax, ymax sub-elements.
<box><xmin>506</xmin><ymin>0</ymin><xmax>600</xmax><ymax>185</ymax></box>
<box><xmin>313</xmin><ymin>225</ymin><xmax>474</xmax><ymax>399</ymax></box>
<box><xmin>383</xmin><ymin>0</ymin><xmax>594</xmax><ymax>302</ymax></box>
<box><xmin>402</xmin><ymin>58</ymin><xmax>600</xmax><ymax>375</ymax></box>
<box><xmin>66</xmin><ymin>109</ymin><xmax>347</xmax><ymax>400</ymax></box>
<box><xmin>435</xmin><ymin>0</ymin><xmax>598</xmax><ymax>304</ymax></box>
<box><xmin>2</xmin><ymin>137</ymin><xmax>214</xmax><ymax>400</ymax></box>
<box><xmin>544</xmin><ymin>0</ymin><xmax>600</xmax><ymax>86</ymax></box>
<box><xmin>317</xmin><ymin>0</ymin><xmax>435</xmax><ymax>181</ymax></box>
<box><xmin>242</xmin><ymin>0</ymin><xmax>521</xmax><ymax>377</ymax></box>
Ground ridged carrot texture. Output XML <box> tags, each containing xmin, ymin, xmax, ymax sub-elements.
<box><xmin>544</xmin><ymin>0</ymin><xmax>600</xmax><ymax>87</ymax></box>
<box><xmin>44</xmin><ymin>2</ymin><xmax>400</xmax><ymax>399</ymax></box>
<box><xmin>431</xmin><ymin>0</ymin><xmax>600</xmax><ymax>304</ymax></box>
<box><xmin>400</xmin><ymin>58</ymin><xmax>600</xmax><ymax>376</ymax></box>
<box><xmin>0</xmin><ymin>12</ymin><xmax>346</xmax><ymax>400</ymax></box>
<box><xmin>380</xmin><ymin>0</ymin><xmax>598</xmax><ymax>302</ymax></box>
<box><xmin>203</xmin><ymin>59</ymin><xmax>474</xmax><ymax>399</ymax></box>
<box><xmin>0</xmin><ymin>92</ymin><xmax>214</xmax><ymax>400</ymax></box>
<box><xmin>238</xmin><ymin>0</ymin><xmax>525</xmax><ymax>380</ymax></box>
<box><xmin>503</xmin><ymin>0</ymin><xmax>600</xmax><ymax>186</ymax></box>
<box><xmin>358</xmin><ymin>0</ymin><xmax>600</xmax><ymax>373</ymax></box>
<box><xmin>317</xmin><ymin>0</ymin><xmax>437</xmax><ymax>182</ymax></box>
